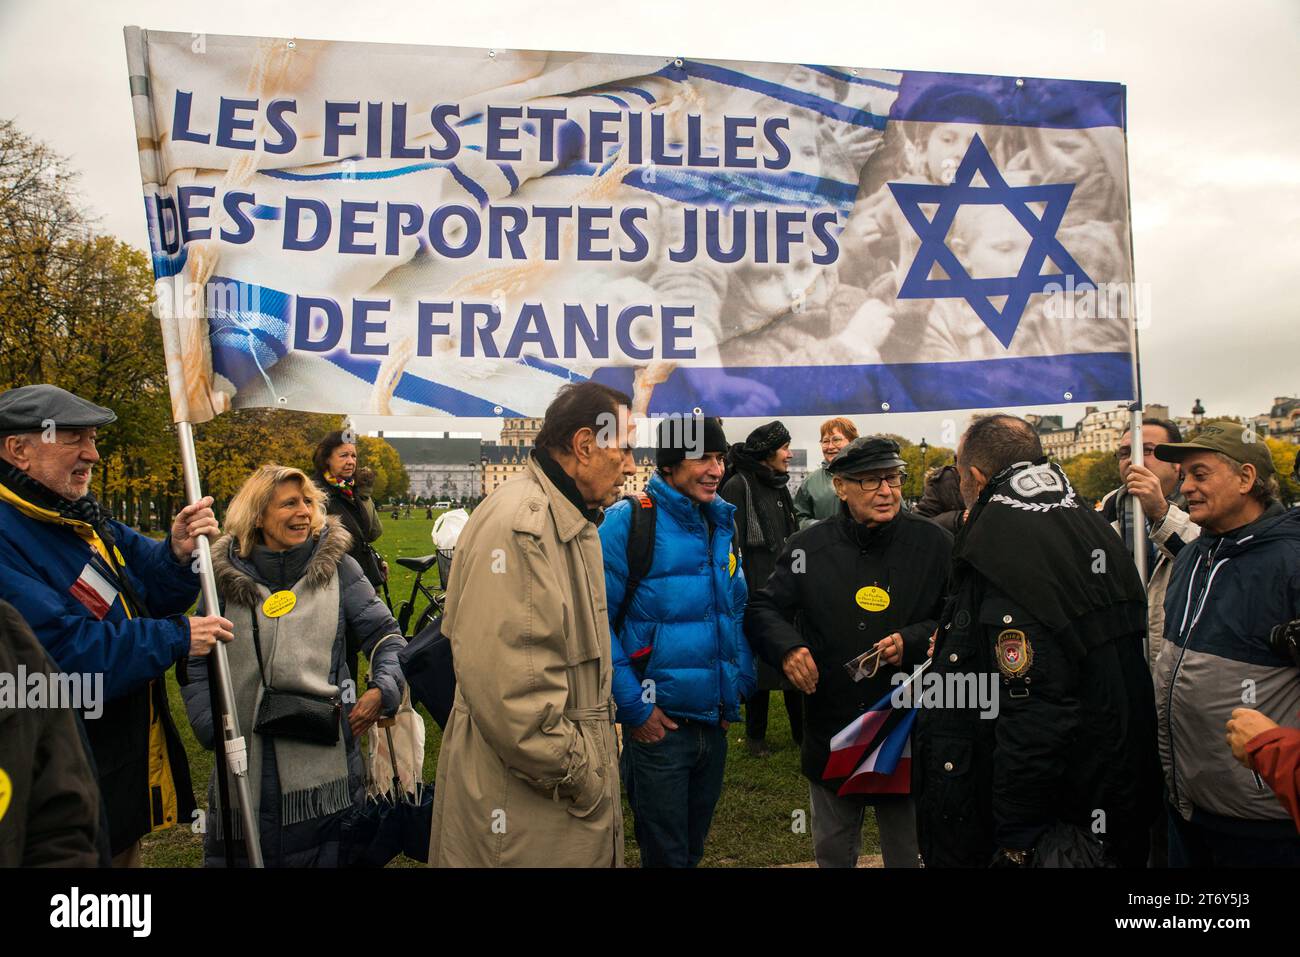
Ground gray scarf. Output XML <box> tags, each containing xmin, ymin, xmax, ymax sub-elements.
<box><xmin>208</xmin><ymin>521</ymin><xmax>355</xmax><ymax>837</ymax></box>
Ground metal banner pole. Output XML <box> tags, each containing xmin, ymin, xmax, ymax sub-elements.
<box><xmin>176</xmin><ymin>421</ymin><xmax>264</xmax><ymax>866</ymax></box>
<box><xmin>1119</xmin><ymin>108</ymin><xmax>1150</xmax><ymax>663</ymax></box>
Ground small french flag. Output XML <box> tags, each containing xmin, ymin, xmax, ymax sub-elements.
<box><xmin>838</xmin><ymin>709</ymin><xmax>917</xmax><ymax>796</ymax></box>
<box><xmin>823</xmin><ymin>662</ymin><xmax>927</xmax><ymax>796</ymax></box>
<box><xmin>69</xmin><ymin>562</ymin><xmax>119</xmax><ymax>620</ymax></box>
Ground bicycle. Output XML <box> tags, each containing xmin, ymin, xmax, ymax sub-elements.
<box><xmin>392</xmin><ymin>547</ymin><xmax>454</xmax><ymax>637</ymax></box>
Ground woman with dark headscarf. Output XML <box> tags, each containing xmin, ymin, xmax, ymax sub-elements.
<box><xmin>720</xmin><ymin>421</ymin><xmax>802</xmax><ymax>756</ymax></box>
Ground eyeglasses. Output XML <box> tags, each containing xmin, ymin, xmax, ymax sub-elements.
<box><xmin>849</xmin><ymin>471</ymin><xmax>905</xmax><ymax>491</ymax></box>
<box><xmin>844</xmin><ymin>647</ymin><xmax>883</xmax><ymax>682</ymax></box>
<box><xmin>1114</xmin><ymin>444</ymin><xmax>1157</xmax><ymax>461</ymax></box>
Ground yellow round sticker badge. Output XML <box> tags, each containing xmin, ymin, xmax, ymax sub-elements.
<box><xmin>855</xmin><ymin>586</ymin><xmax>890</xmax><ymax>613</ymax></box>
<box><xmin>0</xmin><ymin>768</ymin><xmax>11</xmax><ymax>824</ymax></box>
<box><xmin>262</xmin><ymin>591</ymin><xmax>297</xmax><ymax>618</ymax></box>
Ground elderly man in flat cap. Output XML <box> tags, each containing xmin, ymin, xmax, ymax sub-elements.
<box><xmin>745</xmin><ymin>436</ymin><xmax>952</xmax><ymax>867</ymax></box>
<box><xmin>0</xmin><ymin>384</ymin><xmax>234</xmax><ymax>866</ymax></box>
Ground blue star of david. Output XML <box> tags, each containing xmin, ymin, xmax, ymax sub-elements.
<box><xmin>888</xmin><ymin>134</ymin><xmax>1095</xmax><ymax>348</ymax></box>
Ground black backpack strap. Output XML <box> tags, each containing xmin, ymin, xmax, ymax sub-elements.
<box><xmin>613</xmin><ymin>492</ymin><xmax>656</xmax><ymax>638</ymax></box>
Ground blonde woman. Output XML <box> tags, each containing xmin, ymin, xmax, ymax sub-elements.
<box><xmin>182</xmin><ymin>465</ymin><xmax>405</xmax><ymax>867</ymax></box>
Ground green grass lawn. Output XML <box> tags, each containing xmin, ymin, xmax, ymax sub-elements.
<box><xmin>141</xmin><ymin>511</ymin><xmax>877</xmax><ymax>867</ymax></box>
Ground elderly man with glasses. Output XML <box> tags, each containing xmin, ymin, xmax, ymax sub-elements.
<box><xmin>745</xmin><ymin>437</ymin><xmax>953</xmax><ymax>867</ymax></box>
<box><xmin>0</xmin><ymin>384</ymin><xmax>232</xmax><ymax>866</ymax></box>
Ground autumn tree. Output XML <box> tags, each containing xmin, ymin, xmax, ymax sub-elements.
<box><xmin>1058</xmin><ymin>450</ymin><xmax>1121</xmax><ymax>504</ymax></box>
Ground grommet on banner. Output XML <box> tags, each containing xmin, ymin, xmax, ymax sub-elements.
<box><xmin>488</xmin><ymin>50</ymin><xmax>496</xmax><ymax>58</ymax></box>
<box><xmin>692</xmin><ymin>407</ymin><xmax>702</xmax><ymax>416</ymax></box>
<box><xmin>277</xmin><ymin>396</ymin><xmax>288</xmax><ymax>405</ymax></box>
<box><xmin>1015</xmin><ymin>77</ymin><xmax>1024</xmax><ymax>87</ymax></box>
<box><xmin>1063</xmin><ymin>391</ymin><xmax>1073</xmax><ymax>401</ymax></box>
<box><xmin>881</xmin><ymin>402</ymin><xmax>891</xmax><ymax>411</ymax></box>
<box><xmin>674</xmin><ymin>58</ymin><xmax>683</xmax><ymax>67</ymax></box>
<box><xmin>493</xmin><ymin>405</ymin><xmax>503</xmax><ymax>415</ymax></box>
<box><xmin>287</xmin><ymin>39</ymin><xmax>296</xmax><ymax>50</ymax></box>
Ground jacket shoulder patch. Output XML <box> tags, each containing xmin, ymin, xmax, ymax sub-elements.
<box><xmin>511</xmin><ymin>496</ymin><xmax>549</xmax><ymax>538</ymax></box>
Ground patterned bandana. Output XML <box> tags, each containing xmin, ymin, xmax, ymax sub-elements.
<box><xmin>322</xmin><ymin>470</ymin><xmax>355</xmax><ymax>501</ymax></box>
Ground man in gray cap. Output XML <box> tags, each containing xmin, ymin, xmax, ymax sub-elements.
<box><xmin>0</xmin><ymin>384</ymin><xmax>234</xmax><ymax>866</ymax></box>
<box><xmin>746</xmin><ymin>436</ymin><xmax>953</xmax><ymax>867</ymax></box>
<box><xmin>1150</xmin><ymin>420</ymin><xmax>1300</xmax><ymax>866</ymax></box>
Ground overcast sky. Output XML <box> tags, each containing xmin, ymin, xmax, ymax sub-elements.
<box><xmin>1</xmin><ymin>0</ymin><xmax>1296</xmax><ymax>457</ymax></box>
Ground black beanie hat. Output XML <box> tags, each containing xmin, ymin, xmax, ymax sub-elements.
<box><xmin>743</xmin><ymin>420</ymin><xmax>792</xmax><ymax>458</ymax></box>
<box><xmin>657</xmin><ymin>415</ymin><xmax>729</xmax><ymax>469</ymax></box>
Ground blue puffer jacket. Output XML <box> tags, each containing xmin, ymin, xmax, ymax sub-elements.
<box><xmin>600</xmin><ymin>472</ymin><xmax>756</xmax><ymax>727</ymax></box>
<box><xmin>0</xmin><ymin>483</ymin><xmax>196</xmax><ymax>699</ymax></box>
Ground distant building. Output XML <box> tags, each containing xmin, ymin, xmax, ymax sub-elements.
<box><xmin>382</xmin><ymin>435</ymin><xmax>483</xmax><ymax>501</ymax></box>
<box><xmin>1263</xmin><ymin>396</ymin><xmax>1300</xmax><ymax>444</ymax></box>
<box><xmin>787</xmin><ymin>448</ymin><xmax>810</xmax><ymax>496</ymax></box>
<box><xmin>499</xmin><ymin>417</ymin><xmax>543</xmax><ymax>448</ymax></box>
<box><xmin>481</xmin><ymin>443</ymin><xmax>658</xmax><ymax>497</ymax></box>
<box><xmin>1033</xmin><ymin>403</ymin><xmax>1172</xmax><ymax>460</ymax></box>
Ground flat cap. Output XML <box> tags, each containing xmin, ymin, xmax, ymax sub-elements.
<box><xmin>828</xmin><ymin>436</ymin><xmax>906</xmax><ymax>475</ymax></box>
<box><xmin>0</xmin><ymin>385</ymin><xmax>117</xmax><ymax>436</ymax></box>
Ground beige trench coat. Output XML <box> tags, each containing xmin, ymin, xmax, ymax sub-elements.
<box><xmin>429</xmin><ymin>456</ymin><xmax>624</xmax><ymax>867</ymax></box>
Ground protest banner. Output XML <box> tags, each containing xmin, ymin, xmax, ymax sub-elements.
<box><xmin>124</xmin><ymin>28</ymin><xmax>1138</xmax><ymax>423</ymax></box>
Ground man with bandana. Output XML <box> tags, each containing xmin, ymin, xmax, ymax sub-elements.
<box><xmin>0</xmin><ymin>384</ymin><xmax>232</xmax><ymax>866</ymax></box>
<box><xmin>914</xmin><ymin>414</ymin><xmax>1161</xmax><ymax>867</ymax></box>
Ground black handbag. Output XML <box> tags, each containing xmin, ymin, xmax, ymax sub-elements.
<box><xmin>248</xmin><ymin>609</ymin><xmax>341</xmax><ymax>746</ymax></box>
<box><xmin>396</xmin><ymin>615</ymin><xmax>456</xmax><ymax>731</ymax></box>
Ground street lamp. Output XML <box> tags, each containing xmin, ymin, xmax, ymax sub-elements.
<box><xmin>918</xmin><ymin>437</ymin><xmax>929</xmax><ymax>473</ymax></box>
<box><xmin>1192</xmin><ymin>398</ymin><xmax>1205</xmax><ymax>432</ymax></box>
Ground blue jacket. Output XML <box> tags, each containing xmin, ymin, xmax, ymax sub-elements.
<box><xmin>599</xmin><ymin>472</ymin><xmax>756</xmax><ymax>727</ymax></box>
<box><xmin>0</xmin><ymin>485</ymin><xmax>197</xmax><ymax>702</ymax></box>
<box><xmin>0</xmin><ymin>479</ymin><xmax>200</xmax><ymax>854</ymax></box>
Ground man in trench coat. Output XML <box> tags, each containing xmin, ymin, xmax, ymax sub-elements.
<box><xmin>429</xmin><ymin>382</ymin><xmax>637</xmax><ymax>867</ymax></box>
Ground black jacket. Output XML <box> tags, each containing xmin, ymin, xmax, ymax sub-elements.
<box><xmin>316</xmin><ymin>472</ymin><xmax>384</xmax><ymax>588</ymax></box>
<box><xmin>915</xmin><ymin>465</ymin><xmax>964</xmax><ymax>534</ymax></box>
<box><xmin>721</xmin><ymin>469</ymin><xmax>798</xmax><ymax>693</ymax></box>
<box><xmin>0</xmin><ymin>600</ymin><xmax>103</xmax><ymax>866</ymax></box>
<box><xmin>745</xmin><ymin>505</ymin><xmax>952</xmax><ymax>788</ymax></box>
<box><xmin>913</xmin><ymin>462</ymin><xmax>1161</xmax><ymax>867</ymax></box>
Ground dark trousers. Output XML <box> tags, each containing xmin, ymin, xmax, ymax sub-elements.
<box><xmin>745</xmin><ymin>690</ymin><xmax>804</xmax><ymax>745</ymax></box>
<box><xmin>622</xmin><ymin>720</ymin><xmax>728</xmax><ymax>867</ymax></box>
<box><xmin>1167</xmin><ymin>805</ymin><xmax>1300</xmax><ymax>867</ymax></box>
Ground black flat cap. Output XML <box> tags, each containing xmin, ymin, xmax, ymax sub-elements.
<box><xmin>828</xmin><ymin>436</ymin><xmax>906</xmax><ymax>475</ymax></box>
<box><xmin>0</xmin><ymin>385</ymin><xmax>117</xmax><ymax>436</ymax></box>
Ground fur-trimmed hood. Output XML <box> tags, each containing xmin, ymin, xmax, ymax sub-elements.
<box><xmin>212</xmin><ymin>516</ymin><xmax>354</xmax><ymax>607</ymax></box>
